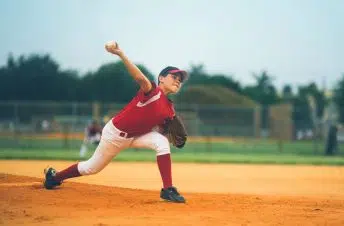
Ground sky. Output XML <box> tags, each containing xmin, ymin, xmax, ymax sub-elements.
<box><xmin>0</xmin><ymin>0</ymin><xmax>343</xmax><ymax>91</ymax></box>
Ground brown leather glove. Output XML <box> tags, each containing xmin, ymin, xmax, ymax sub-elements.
<box><xmin>163</xmin><ymin>115</ymin><xmax>188</xmax><ymax>148</ymax></box>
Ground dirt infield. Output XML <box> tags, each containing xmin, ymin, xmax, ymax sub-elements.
<box><xmin>1</xmin><ymin>161</ymin><xmax>344</xmax><ymax>225</ymax></box>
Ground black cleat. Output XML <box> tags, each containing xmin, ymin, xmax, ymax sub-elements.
<box><xmin>43</xmin><ymin>167</ymin><xmax>61</xmax><ymax>189</ymax></box>
<box><xmin>160</xmin><ymin>186</ymin><xmax>186</xmax><ymax>203</ymax></box>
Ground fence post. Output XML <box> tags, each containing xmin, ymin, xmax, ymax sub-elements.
<box><xmin>193</xmin><ymin>104</ymin><xmax>200</xmax><ymax>136</ymax></box>
<box><xmin>72</xmin><ymin>102</ymin><xmax>78</xmax><ymax>132</ymax></box>
<box><xmin>92</xmin><ymin>101</ymin><xmax>100</xmax><ymax>122</ymax></box>
<box><xmin>62</xmin><ymin>124</ymin><xmax>70</xmax><ymax>150</ymax></box>
<box><xmin>13</xmin><ymin>102</ymin><xmax>20</xmax><ymax>147</ymax></box>
<box><xmin>14</xmin><ymin>102</ymin><xmax>19</xmax><ymax>125</ymax></box>
<box><xmin>206</xmin><ymin>136</ymin><xmax>212</xmax><ymax>152</ymax></box>
<box><xmin>254</xmin><ymin>106</ymin><xmax>261</xmax><ymax>138</ymax></box>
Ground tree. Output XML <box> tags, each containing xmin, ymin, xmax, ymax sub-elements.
<box><xmin>0</xmin><ymin>53</ymin><xmax>156</xmax><ymax>103</ymax></box>
<box><xmin>184</xmin><ymin>64</ymin><xmax>242</xmax><ymax>93</ymax></box>
<box><xmin>81</xmin><ymin>61</ymin><xmax>155</xmax><ymax>103</ymax></box>
<box><xmin>282</xmin><ymin>84</ymin><xmax>293</xmax><ymax>100</ymax></box>
<box><xmin>0</xmin><ymin>53</ymin><xmax>81</xmax><ymax>101</ymax></box>
<box><xmin>208</xmin><ymin>74</ymin><xmax>242</xmax><ymax>93</ymax></box>
<box><xmin>175</xmin><ymin>64</ymin><xmax>244</xmax><ymax>102</ymax></box>
<box><xmin>333</xmin><ymin>74</ymin><xmax>344</xmax><ymax>123</ymax></box>
<box><xmin>299</xmin><ymin>82</ymin><xmax>326</xmax><ymax>119</ymax></box>
<box><xmin>186</xmin><ymin>64</ymin><xmax>209</xmax><ymax>85</ymax></box>
<box><xmin>243</xmin><ymin>70</ymin><xmax>279</xmax><ymax>105</ymax></box>
<box><xmin>292</xmin><ymin>82</ymin><xmax>326</xmax><ymax>132</ymax></box>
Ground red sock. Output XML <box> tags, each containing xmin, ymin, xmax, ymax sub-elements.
<box><xmin>54</xmin><ymin>163</ymin><xmax>81</xmax><ymax>182</ymax></box>
<box><xmin>157</xmin><ymin>154</ymin><xmax>172</xmax><ymax>189</ymax></box>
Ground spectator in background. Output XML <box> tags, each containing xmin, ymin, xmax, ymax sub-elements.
<box><xmin>79</xmin><ymin>120</ymin><xmax>102</xmax><ymax>157</ymax></box>
<box><xmin>325</xmin><ymin>124</ymin><xmax>339</xmax><ymax>155</ymax></box>
<box><xmin>41</xmin><ymin>120</ymin><xmax>50</xmax><ymax>132</ymax></box>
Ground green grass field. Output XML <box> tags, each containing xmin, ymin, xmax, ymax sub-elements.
<box><xmin>1</xmin><ymin>137</ymin><xmax>343</xmax><ymax>165</ymax></box>
<box><xmin>1</xmin><ymin>149</ymin><xmax>344</xmax><ymax>165</ymax></box>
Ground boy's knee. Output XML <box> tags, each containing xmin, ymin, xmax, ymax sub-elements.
<box><xmin>83</xmin><ymin>167</ymin><xmax>101</xmax><ymax>175</ymax></box>
<box><xmin>78</xmin><ymin>162</ymin><xmax>103</xmax><ymax>175</ymax></box>
<box><xmin>154</xmin><ymin>139</ymin><xmax>170</xmax><ymax>156</ymax></box>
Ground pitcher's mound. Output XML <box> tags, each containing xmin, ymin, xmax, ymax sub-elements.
<box><xmin>0</xmin><ymin>173</ymin><xmax>343</xmax><ymax>226</ymax></box>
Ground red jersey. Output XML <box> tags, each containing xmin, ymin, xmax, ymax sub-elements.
<box><xmin>112</xmin><ymin>82</ymin><xmax>175</xmax><ymax>137</ymax></box>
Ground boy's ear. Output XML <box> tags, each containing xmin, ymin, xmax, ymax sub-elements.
<box><xmin>158</xmin><ymin>75</ymin><xmax>164</xmax><ymax>84</ymax></box>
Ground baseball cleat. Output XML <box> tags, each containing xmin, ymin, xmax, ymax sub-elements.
<box><xmin>43</xmin><ymin>167</ymin><xmax>61</xmax><ymax>189</ymax></box>
<box><xmin>160</xmin><ymin>186</ymin><xmax>186</xmax><ymax>203</ymax></box>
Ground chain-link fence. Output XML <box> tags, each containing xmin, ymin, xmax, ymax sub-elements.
<box><xmin>0</xmin><ymin>101</ymin><xmax>259</xmax><ymax>136</ymax></box>
<box><xmin>0</xmin><ymin>101</ymin><xmax>260</xmax><ymax>150</ymax></box>
<box><xmin>0</xmin><ymin>101</ymin><xmax>342</xmax><ymax>155</ymax></box>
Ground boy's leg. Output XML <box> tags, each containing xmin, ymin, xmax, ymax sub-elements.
<box><xmin>44</xmin><ymin>139</ymin><xmax>121</xmax><ymax>189</ymax></box>
<box><xmin>130</xmin><ymin>131</ymin><xmax>185</xmax><ymax>203</ymax></box>
<box><xmin>131</xmin><ymin>131</ymin><xmax>172</xmax><ymax>188</ymax></box>
<box><xmin>44</xmin><ymin>121</ymin><xmax>128</xmax><ymax>189</ymax></box>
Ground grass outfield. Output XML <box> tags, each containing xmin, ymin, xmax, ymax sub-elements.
<box><xmin>2</xmin><ymin>137</ymin><xmax>343</xmax><ymax>155</ymax></box>
<box><xmin>1</xmin><ymin>148</ymin><xmax>344</xmax><ymax>166</ymax></box>
<box><xmin>1</xmin><ymin>137</ymin><xmax>343</xmax><ymax>165</ymax></box>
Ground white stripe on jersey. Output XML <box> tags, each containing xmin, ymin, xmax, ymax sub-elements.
<box><xmin>136</xmin><ymin>91</ymin><xmax>162</xmax><ymax>107</ymax></box>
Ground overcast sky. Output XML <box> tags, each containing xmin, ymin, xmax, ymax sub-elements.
<box><xmin>0</xmin><ymin>0</ymin><xmax>343</xmax><ymax>90</ymax></box>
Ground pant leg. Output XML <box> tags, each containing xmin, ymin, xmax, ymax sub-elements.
<box><xmin>130</xmin><ymin>131</ymin><xmax>170</xmax><ymax>156</ymax></box>
<box><xmin>130</xmin><ymin>131</ymin><xmax>173</xmax><ymax>188</ymax></box>
<box><xmin>78</xmin><ymin>121</ymin><xmax>130</xmax><ymax>175</ymax></box>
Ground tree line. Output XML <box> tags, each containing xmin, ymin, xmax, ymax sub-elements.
<box><xmin>0</xmin><ymin>53</ymin><xmax>343</xmax><ymax>123</ymax></box>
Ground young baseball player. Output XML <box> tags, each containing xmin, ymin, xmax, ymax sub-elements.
<box><xmin>43</xmin><ymin>41</ymin><xmax>188</xmax><ymax>203</ymax></box>
<box><xmin>79</xmin><ymin>120</ymin><xmax>102</xmax><ymax>157</ymax></box>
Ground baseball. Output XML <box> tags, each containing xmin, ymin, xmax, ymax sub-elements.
<box><xmin>105</xmin><ymin>41</ymin><xmax>117</xmax><ymax>49</ymax></box>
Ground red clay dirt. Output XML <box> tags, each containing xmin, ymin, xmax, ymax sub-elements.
<box><xmin>1</xmin><ymin>160</ymin><xmax>344</xmax><ymax>226</ymax></box>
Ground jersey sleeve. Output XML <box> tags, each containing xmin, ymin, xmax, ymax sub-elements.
<box><xmin>137</xmin><ymin>81</ymin><xmax>159</xmax><ymax>102</ymax></box>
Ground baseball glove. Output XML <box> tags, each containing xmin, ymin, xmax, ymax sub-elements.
<box><xmin>164</xmin><ymin>115</ymin><xmax>188</xmax><ymax>148</ymax></box>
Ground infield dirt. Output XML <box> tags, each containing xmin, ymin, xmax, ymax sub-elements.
<box><xmin>1</xmin><ymin>160</ymin><xmax>344</xmax><ymax>225</ymax></box>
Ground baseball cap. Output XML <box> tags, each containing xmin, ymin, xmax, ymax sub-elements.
<box><xmin>159</xmin><ymin>66</ymin><xmax>188</xmax><ymax>82</ymax></box>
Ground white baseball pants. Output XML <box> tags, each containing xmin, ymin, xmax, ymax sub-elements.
<box><xmin>77</xmin><ymin>120</ymin><xmax>170</xmax><ymax>175</ymax></box>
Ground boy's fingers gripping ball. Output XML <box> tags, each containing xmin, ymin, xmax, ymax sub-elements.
<box><xmin>105</xmin><ymin>41</ymin><xmax>117</xmax><ymax>52</ymax></box>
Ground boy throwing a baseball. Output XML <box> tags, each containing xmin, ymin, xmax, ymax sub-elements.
<box><xmin>43</xmin><ymin>41</ymin><xmax>188</xmax><ymax>203</ymax></box>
